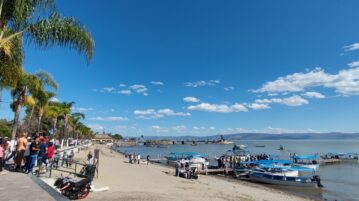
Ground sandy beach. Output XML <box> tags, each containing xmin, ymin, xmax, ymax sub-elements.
<box><xmin>72</xmin><ymin>145</ymin><xmax>312</xmax><ymax>201</ymax></box>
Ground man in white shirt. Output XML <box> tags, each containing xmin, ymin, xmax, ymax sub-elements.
<box><xmin>137</xmin><ymin>154</ymin><xmax>141</xmax><ymax>164</ymax></box>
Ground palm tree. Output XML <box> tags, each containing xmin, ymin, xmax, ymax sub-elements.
<box><xmin>70</xmin><ymin>112</ymin><xmax>85</xmax><ymax>136</ymax></box>
<box><xmin>57</xmin><ymin>101</ymin><xmax>75</xmax><ymax>147</ymax></box>
<box><xmin>35</xmin><ymin>90</ymin><xmax>55</xmax><ymax>133</ymax></box>
<box><xmin>23</xmin><ymin>94</ymin><xmax>36</xmax><ymax>128</ymax></box>
<box><xmin>33</xmin><ymin>71</ymin><xmax>57</xmax><ymax>133</ymax></box>
<box><xmin>0</xmin><ymin>0</ymin><xmax>94</xmax><ymax>101</ymax></box>
<box><xmin>44</xmin><ymin>101</ymin><xmax>62</xmax><ymax>136</ymax></box>
<box><xmin>10</xmin><ymin>72</ymin><xmax>41</xmax><ymax>139</ymax></box>
<box><xmin>0</xmin><ymin>0</ymin><xmax>94</xmax><ymax>62</ymax></box>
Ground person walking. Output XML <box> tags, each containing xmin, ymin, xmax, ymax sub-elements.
<box><xmin>26</xmin><ymin>136</ymin><xmax>41</xmax><ymax>174</ymax></box>
<box><xmin>146</xmin><ymin>155</ymin><xmax>150</xmax><ymax>165</ymax></box>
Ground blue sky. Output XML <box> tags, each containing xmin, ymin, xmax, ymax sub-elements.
<box><xmin>2</xmin><ymin>0</ymin><xmax>359</xmax><ymax>136</ymax></box>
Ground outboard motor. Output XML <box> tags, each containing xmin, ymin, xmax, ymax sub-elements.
<box><xmin>313</xmin><ymin>175</ymin><xmax>323</xmax><ymax>187</ymax></box>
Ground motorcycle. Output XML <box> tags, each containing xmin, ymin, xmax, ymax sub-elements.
<box><xmin>54</xmin><ymin>176</ymin><xmax>92</xmax><ymax>200</ymax></box>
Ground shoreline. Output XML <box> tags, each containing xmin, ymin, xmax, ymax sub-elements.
<box><xmin>73</xmin><ymin>144</ymin><xmax>314</xmax><ymax>201</ymax></box>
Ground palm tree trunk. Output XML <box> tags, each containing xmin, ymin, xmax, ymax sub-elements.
<box><xmin>37</xmin><ymin>108</ymin><xmax>43</xmax><ymax>133</ymax></box>
<box><xmin>52</xmin><ymin>117</ymin><xmax>57</xmax><ymax>136</ymax></box>
<box><xmin>11</xmin><ymin>104</ymin><xmax>22</xmax><ymax>140</ymax></box>
<box><xmin>25</xmin><ymin>106</ymin><xmax>34</xmax><ymax>129</ymax></box>
<box><xmin>11</xmin><ymin>87</ymin><xmax>26</xmax><ymax>140</ymax></box>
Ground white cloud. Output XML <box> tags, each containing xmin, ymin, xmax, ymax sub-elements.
<box><xmin>224</xmin><ymin>86</ymin><xmax>235</xmax><ymax>91</ymax></box>
<box><xmin>119</xmin><ymin>83</ymin><xmax>126</xmax><ymax>87</ymax></box>
<box><xmin>119</xmin><ymin>90</ymin><xmax>132</xmax><ymax>95</ymax></box>
<box><xmin>348</xmin><ymin>61</ymin><xmax>359</xmax><ymax>68</ymax></box>
<box><xmin>183</xmin><ymin>80</ymin><xmax>220</xmax><ymax>87</ymax></box>
<box><xmin>88</xmin><ymin>124</ymin><xmax>104</xmax><ymax>131</ymax></box>
<box><xmin>209</xmin><ymin>126</ymin><xmax>216</xmax><ymax>130</ymax></box>
<box><xmin>183</xmin><ymin>97</ymin><xmax>200</xmax><ymax>103</ymax></box>
<box><xmin>343</xmin><ymin>42</ymin><xmax>359</xmax><ymax>52</ymax></box>
<box><xmin>248</xmin><ymin>103</ymin><xmax>271</xmax><ymax>110</ymax></box>
<box><xmin>255</xmin><ymin>95</ymin><xmax>309</xmax><ymax>106</ymax></box>
<box><xmin>172</xmin><ymin>125</ymin><xmax>187</xmax><ymax>132</ymax></box>
<box><xmin>253</xmin><ymin>67</ymin><xmax>359</xmax><ymax>96</ymax></box>
<box><xmin>50</xmin><ymin>97</ymin><xmax>60</xmax><ymax>102</ymax></box>
<box><xmin>302</xmin><ymin>91</ymin><xmax>325</xmax><ymax>99</ymax></box>
<box><xmin>187</xmin><ymin>102</ymin><xmax>248</xmax><ymax>113</ymax></box>
<box><xmin>102</xmin><ymin>87</ymin><xmax>115</xmax><ymax>93</ymax></box>
<box><xmin>74</xmin><ymin>107</ymin><xmax>94</xmax><ymax>113</ymax></box>
<box><xmin>129</xmin><ymin>84</ymin><xmax>148</xmax><ymax>96</ymax></box>
<box><xmin>151</xmin><ymin>125</ymin><xmax>168</xmax><ymax>132</ymax></box>
<box><xmin>134</xmin><ymin>108</ymin><xmax>191</xmax><ymax>119</ymax></box>
<box><xmin>90</xmin><ymin>116</ymin><xmax>128</xmax><ymax>121</ymax></box>
<box><xmin>150</xmin><ymin>81</ymin><xmax>164</xmax><ymax>86</ymax></box>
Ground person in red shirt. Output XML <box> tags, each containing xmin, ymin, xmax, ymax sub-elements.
<box><xmin>46</xmin><ymin>142</ymin><xmax>55</xmax><ymax>161</ymax></box>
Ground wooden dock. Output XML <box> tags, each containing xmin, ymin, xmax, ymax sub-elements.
<box><xmin>319</xmin><ymin>158</ymin><xmax>341</xmax><ymax>164</ymax></box>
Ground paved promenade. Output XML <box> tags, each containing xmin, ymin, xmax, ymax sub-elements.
<box><xmin>0</xmin><ymin>171</ymin><xmax>68</xmax><ymax>201</ymax></box>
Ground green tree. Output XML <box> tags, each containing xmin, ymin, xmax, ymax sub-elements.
<box><xmin>113</xmin><ymin>134</ymin><xmax>123</xmax><ymax>140</ymax></box>
<box><xmin>0</xmin><ymin>119</ymin><xmax>11</xmax><ymax>138</ymax></box>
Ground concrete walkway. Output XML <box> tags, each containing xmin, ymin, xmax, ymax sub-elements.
<box><xmin>0</xmin><ymin>171</ymin><xmax>69</xmax><ymax>201</ymax></box>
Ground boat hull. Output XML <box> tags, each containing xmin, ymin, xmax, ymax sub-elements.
<box><xmin>249</xmin><ymin>172</ymin><xmax>318</xmax><ymax>188</ymax></box>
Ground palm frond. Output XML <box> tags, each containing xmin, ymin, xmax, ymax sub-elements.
<box><xmin>34</xmin><ymin>70</ymin><xmax>58</xmax><ymax>90</ymax></box>
<box><xmin>28</xmin><ymin>13</ymin><xmax>94</xmax><ymax>62</ymax></box>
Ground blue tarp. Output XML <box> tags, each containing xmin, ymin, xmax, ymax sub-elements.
<box><xmin>240</xmin><ymin>159</ymin><xmax>291</xmax><ymax>165</ymax></box>
<box><xmin>292</xmin><ymin>155</ymin><xmax>318</xmax><ymax>160</ymax></box>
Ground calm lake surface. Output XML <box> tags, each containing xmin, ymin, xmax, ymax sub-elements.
<box><xmin>117</xmin><ymin>140</ymin><xmax>359</xmax><ymax>201</ymax></box>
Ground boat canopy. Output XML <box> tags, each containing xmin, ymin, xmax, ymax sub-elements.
<box><xmin>259</xmin><ymin>164</ymin><xmax>313</xmax><ymax>172</ymax></box>
<box><xmin>240</xmin><ymin>159</ymin><xmax>291</xmax><ymax>165</ymax></box>
<box><xmin>168</xmin><ymin>152</ymin><xmax>207</xmax><ymax>157</ymax></box>
<box><xmin>292</xmin><ymin>155</ymin><xmax>318</xmax><ymax>160</ymax></box>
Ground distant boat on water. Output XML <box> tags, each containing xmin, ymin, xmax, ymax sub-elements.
<box><xmin>256</xmin><ymin>145</ymin><xmax>265</xmax><ymax>148</ymax></box>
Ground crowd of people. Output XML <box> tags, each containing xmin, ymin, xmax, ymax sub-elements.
<box><xmin>0</xmin><ymin>131</ymin><xmax>72</xmax><ymax>175</ymax></box>
<box><xmin>124</xmin><ymin>153</ymin><xmax>151</xmax><ymax>165</ymax></box>
<box><xmin>217</xmin><ymin>153</ymin><xmax>271</xmax><ymax>169</ymax></box>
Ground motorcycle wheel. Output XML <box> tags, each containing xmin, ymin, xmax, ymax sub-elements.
<box><xmin>80</xmin><ymin>188</ymin><xmax>90</xmax><ymax>199</ymax></box>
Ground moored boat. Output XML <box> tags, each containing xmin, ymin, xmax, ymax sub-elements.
<box><xmin>249</xmin><ymin>171</ymin><xmax>321</xmax><ymax>188</ymax></box>
<box><xmin>248</xmin><ymin>165</ymin><xmax>322</xmax><ymax>188</ymax></box>
<box><xmin>292</xmin><ymin>155</ymin><xmax>320</xmax><ymax>171</ymax></box>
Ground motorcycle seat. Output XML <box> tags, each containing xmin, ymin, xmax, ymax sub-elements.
<box><xmin>74</xmin><ymin>178</ymin><xmax>92</xmax><ymax>188</ymax></box>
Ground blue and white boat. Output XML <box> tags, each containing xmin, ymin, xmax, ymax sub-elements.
<box><xmin>292</xmin><ymin>155</ymin><xmax>320</xmax><ymax>171</ymax></box>
<box><xmin>166</xmin><ymin>152</ymin><xmax>209</xmax><ymax>167</ymax></box>
<box><xmin>248</xmin><ymin>165</ymin><xmax>322</xmax><ymax>188</ymax></box>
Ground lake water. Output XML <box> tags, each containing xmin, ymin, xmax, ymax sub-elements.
<box><xmin>117</xmin><ymin>140</ymin><xmax>359</xmax><ymax>201</ymax></box>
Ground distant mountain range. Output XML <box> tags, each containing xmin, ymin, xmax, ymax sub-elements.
<box><xmin>139</xmin><ymin>132</ymin><xmax>359</xmax><ymax>141</ymax></box>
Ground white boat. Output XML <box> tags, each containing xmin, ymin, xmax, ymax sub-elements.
<box><xmin>248</xmin><ymin>165</ymin><xmax>322</xmax><ymax>188</ymax></box>
<box><xmin>292</xmin><ymin>155</ymin><xmax>320</xmax><ymax>171</ymax></box>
